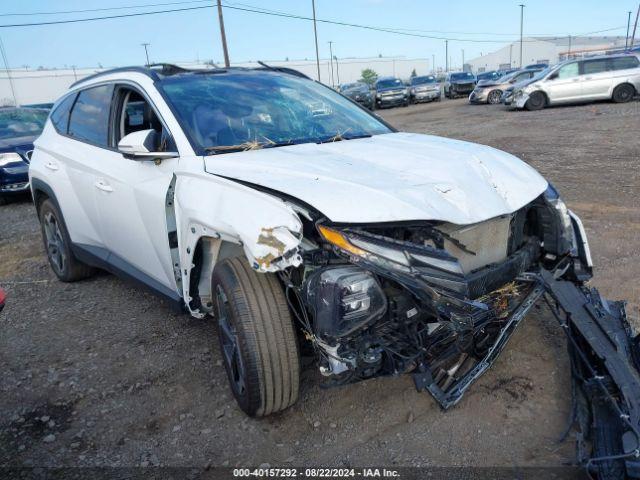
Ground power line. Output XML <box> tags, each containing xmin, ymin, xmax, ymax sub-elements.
<box><xmin>0</xmin><ymin>0</ymin><xmax>627</xmax><ymax>48</ymax></box>
<box><xmin>0</xmin><ymin>0</ymin><xmax>210</xmax><ymax>17</ymax></box>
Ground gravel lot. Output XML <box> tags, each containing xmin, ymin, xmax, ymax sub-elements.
<box><xmin>1</xmin><ymin>98</ymin><xmax>638</xmax><ymax>471</ymax></box>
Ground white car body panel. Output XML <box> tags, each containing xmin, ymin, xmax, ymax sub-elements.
<box><xmin>204</xmin><ymin>132</ymin><xmax>548</xmax><ymax>225</ymax></box>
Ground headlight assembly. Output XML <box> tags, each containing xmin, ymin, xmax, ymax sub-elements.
<box><xmin>0</xmin><ymin>152</ymin><xmax>23</xmax><ymax>167</ymax></box>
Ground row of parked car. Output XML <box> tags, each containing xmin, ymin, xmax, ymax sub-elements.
<box><xmin>470</xmin><ymin>52</ymin><xmax>640</xmax><ymax>110</ymax></box>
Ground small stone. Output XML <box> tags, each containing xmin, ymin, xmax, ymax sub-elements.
<box><xmin>407</xmin><ymin>412</ymin><xmax>415</xmax><ymax>423</ymax></box>
<box><xmin>313</xmin><ymin>421</ymin><xmax>321</xmax><ymax>428</ymax></box>
<box><xmin>70</xmin><ymin>442</ymin><xmax>80</xmax><ymax>449</ymax></box>
<box><xmin>179</xmin><ymin>414</ymin><xmax>187</xmax><ymax>421</ymax></box>
<box><xmin>43</xmin><ymin>434</ymin><xmax>56</xmax><ymax>443</ymax></box>
<box><xmin>222</xmin><ymin>460</ymin><xmax>230</xmax><ymax>467</ymax></box>
<box><xmin>140</xmin><ymin>460</ymin><xmax>149</xmax><ymax>467</ymax></box>
<box><xmin>329</xmin><ymin>422</ymin><xmax>337</xmax><ymax>429</ymax></box>
<box><xmin>40</xmin><ymin>416</ymin><xmax>50</xmax><ymax>423</ymax></box>
<box><xmin>215</xmin><ymin>409</ymin><xmax>225</xmax><ymax>419</ymax></box>
<box><xmin>47</xmin><ymin>420</ymin><xmax>55</xmax><ymax>428</ymax></box>
<box><xmin>200</xmin><ymin>428</ymin><xmax>212</xmax><ymax>435</ymax></box>
<box><xmin>18</xmin><ymin>445</ymin><xmax>25</xmax><ymax>451</ymax></box>
<box><xmin>172</xmin><ymin>425</ymin><xmax>181</xmax><ymax>432</ymax></box>
<box><xmin>259</xmin><ymin>463</ymin><xmax>271</xmax><ymax>469</ymax></box>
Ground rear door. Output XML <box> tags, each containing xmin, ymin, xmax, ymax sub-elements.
<box><xmin>544</xmin><ymin>62</ymin><xmax>581</xmax><ymax>103</ymax></box>
<box><xmin>580</xmin><ymin>58</ymin><xmax>613</xmax><ymax>100</ymax></box>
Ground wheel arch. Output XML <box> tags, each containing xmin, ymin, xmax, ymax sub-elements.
<box><xmin>168</xmin><ymin>173</ymin><xmax>304</xmax><ymax>318</ymax></box>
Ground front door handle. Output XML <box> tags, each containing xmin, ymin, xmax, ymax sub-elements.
<box><xmin>94</xmin><ymin>180</ymin><xmax>113</xmax><ymax>192</ymax></box>
<box><xmin>44</xmin><ymin>161</ymin><xmax>59</xmax><ymax>171</ymax></box>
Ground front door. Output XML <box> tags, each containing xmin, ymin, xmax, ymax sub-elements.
<box><xmin>93</xmin><ymin>85</ymin><xmax>179</xmax><ymax>294</ymax></box>
<box><xmin>544</xmin><ymin>62</ymin><xmax>581</xmax><ymax>103</ymax></box>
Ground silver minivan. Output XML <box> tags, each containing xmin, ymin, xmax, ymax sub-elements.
<box><xmin>505</xmin><ymin>53</ymin><xmax>640</xmax><ymax>110</ymax></box>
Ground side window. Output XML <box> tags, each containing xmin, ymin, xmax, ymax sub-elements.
<box><xmin>68</xmin><ymin>84</ymin><xmax>114</xmax><ymax>147</ymax></box>
<box><xmin>582</xmin><ymin>59</ymin><xmax>609</xmax><ymax>75</ymax></box>
<box><xmin>557</xmin><ymin>62</ymin><xmax>579</xmax><ymax>79</ymax></box>
<box><xmin>612</xmin><ymin>56</ymin><xmax>640</xmax><ymax>71</ymax></box>
<box><xmin>114</xmin><ymin>87</ymin><xmax>175</xmax><ymax>152</ymax></box>
<box><xmin>49</xmin><ymin>93</ymin><xmax>76</xmax><ymax>134</ymax></box>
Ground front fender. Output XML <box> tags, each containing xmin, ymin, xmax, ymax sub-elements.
<box><xmin>173</xmin><ymin>173</ymin><xmax>303</xmax><ymax>316</ymax></box>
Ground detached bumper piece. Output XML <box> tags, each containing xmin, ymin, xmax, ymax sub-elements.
<box><xmin>542</xmin><ymin>270</ymin><xmax>640</xmax><ymax>480</ymax></box>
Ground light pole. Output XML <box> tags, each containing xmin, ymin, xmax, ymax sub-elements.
<box><xmin>509</xmin><ymin>44</ymin><xmax>513</xmax><ymax>66</ymax></box>
<box><xmin>461</xmin><ymin>49</ymin><xmax>465</xmax><ymax>70</ymax></box>
<box><xmin>216</xmin><ymin>0</ymin><xmax>230</xmax><ymax>67</ymax></box>
<box><xmin>0</xmin><ymin>36</ymin><xmax>17</xmax><ymax>106</ymax></box>
<box><xmin>141</xmin><ymin>43</ymin><xmax>150</xmax><ymax>66</ymax></box>
<box><xmin>328</xmin><ymin>41</ymin><xmax>335</xmax><ymax>87</ymax></box>
<box><xmin>311</xmin><ymin>0</ymin><xmax>321</xmax><ymax>81</ymax></box>
<box><xmin>333</xmin><ymin>56</ymin><xmax>340</xmax><ymax>85</ymax></box>
<box><xmin>567</xmin><ymin>35</ymin><xmax>572</xmax><ymax>58</ymax></box>
<box><xmin>432</xmin><ymin>54</ymin><xmax>435</xmax><ymax>73</ymax></box>
<box><xmin>519</xmin><ymin>4</ymin><xmax>525</xmax><ymax>68</ymax></box>
<box><xmin>445</xmin><ymin>40</ymin><xmax>449</xmax><ymax>72</ymax></box>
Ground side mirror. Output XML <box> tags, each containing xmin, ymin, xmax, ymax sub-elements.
<box><xmin>547</xmin><ymin>72</ymin><xmax>559</xmax><ymax>81</ymax></box>
<box><xmin>118</xmin><ymin>129</ymin><xmax>178</xmax><ymax>160</ymax></box>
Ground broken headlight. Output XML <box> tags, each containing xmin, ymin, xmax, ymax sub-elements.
<box><xmin>305</xmin><ymin>266</ymin><xmax>387</xmax><ymax>342</ymax></box>
<box><xmin>542</xmin><ymin>183</ymin><xmax>575</xmax><ymax>256</ymax></box>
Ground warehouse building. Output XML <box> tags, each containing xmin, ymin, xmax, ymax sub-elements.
<box><xmin>467</xmin><ymin>36</ymin><xmax>628</xmax><ymax>72</ymax></box>
<box><xmin>0</xmin><ymin>56</ymin><xmax>430</xmax><ymax>106</ymax></box>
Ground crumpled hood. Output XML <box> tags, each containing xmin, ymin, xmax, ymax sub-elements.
<box><xmin>204</xmin><ymin>132</ymin><xmax>548</xmax><ymax>225</ymax></box>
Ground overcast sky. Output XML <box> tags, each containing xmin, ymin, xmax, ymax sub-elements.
<box><xmin>1</xmin><ymin>0</ymin><xmax>638</xmax><ymax>70</ymax></box>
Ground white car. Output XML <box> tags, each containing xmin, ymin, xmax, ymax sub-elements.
<box><xmin>505</xmin><ymin>53</ymin><xmax>640</xmax><ymax>110</ymax></box>
<box><xmin>29</xmin><ymin>64</ymin><xmax>599</xmax><ymax>420</ymax></box>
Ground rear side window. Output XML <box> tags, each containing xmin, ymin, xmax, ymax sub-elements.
<box><xmin>68</xmin><ymin>84</ymin><xmax>114</xmax><ymax>147</ymax></box>
<box><xmin>582</xmin><ymin>59</ymin><xmax>609</xmax><ymax>75</ymax></box>
<box><xmin>611</xmin><ymin>56</ymin><xmax>640</xmax><ymax>71</ymax></box>
<box><xmin>49</xmin><ymin>94</ymin><xmax>76</xmax><ymax>134</ymax></box>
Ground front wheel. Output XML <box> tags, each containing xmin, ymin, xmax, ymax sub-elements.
<box><xmin>487</xmin><ymin>90</ymin><xmax>502</xmax><ymax>105</ymax></box>
<box><xmin>211</xmin><ymin>257</ymin><xmax>300</xmax><ymax>417</ymax></box>
<box><xmin>525</xmin><ymin>91</ymin><xmax>546</xmax><ymax>111</ymax></box>
<box><xmin>612</xmin><ymin>84</ymin><xmax>635</xmax><ymax>103</ymax></box>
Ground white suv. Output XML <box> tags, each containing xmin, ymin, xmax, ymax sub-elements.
<box><xmin>31</xmin><ymin>64</ymin><xmax>594</xmax><ymax>417</ymax></box>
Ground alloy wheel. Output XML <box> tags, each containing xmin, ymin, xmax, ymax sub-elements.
<box><xmin>43</xmin><ymin>212</ymin><xmax>66</xmax><ymax>275</ymax></box>
<box><xmin>216</xmin><ymin>285</ymin><xmax>246</xmax><ymax>396</ymax></box>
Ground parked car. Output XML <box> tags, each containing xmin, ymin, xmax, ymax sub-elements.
<box><xmin>374</xmin><ymin>77</ymin><xmax>409</xmax><ymax>108</ymax></box>
<box><xmin>340</xmin><ymin>82</ymin><xmax>375</xmax><ymax>110</ymax></box>
<box><xmin>470</xmin><ymin>68</ymin><xmax>543</xmax><ymax>104</ymax></box>
<box><xmin>475</xmin><ymin>70</ymin><xmax>502</xmax><ymax>83</ymax></box>
<box><xmin>0</xmin><ymin>107</ymin><xmax>48</xmax><ymax>205</ymax></box>
<box><xmin>31</xmin><ymin>65</ymin><xmax>627</xmax><ymax>443</ymax></box>
<box><xmin>524</xmin><ymin>63</ymin><xmax>549</xmax><ymax>70</ymax></box>
<box><xmin>0</xmin><ymin>287</ymin><xmax>5</xmax><ymax>312</ymax></box>
<box><xmin>505</xmin><ymin>53</ymin><xmax>640</xmax><ymax>110</ymax></box>
<box><xmin>409</xmin><ymin>75</ymin><xmax>441</xmax><ymax>103</ymax></box>
<box><xmin>444</xmin><ymin>71</ymin><xmax>476</xmax><ymax>98</ymax></box>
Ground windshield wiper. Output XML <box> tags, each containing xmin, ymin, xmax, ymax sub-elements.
<box><xmin>205</xmin><ymin>139</ymin><xmax>298</xmax><ymax>155</ymax></box>
<box><xmin>317</xmin><ymin>132</ymin><xmax>372</xmax><ymax>144</ymax></box>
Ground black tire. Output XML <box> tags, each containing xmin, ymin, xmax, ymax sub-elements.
<box><xmin>211</xmin><ymin>257</ymin><xmax>300</xmax><ymax>417</ymax></box>
<box><xmin>487</xmin><ymin>89</ymin><xmax>502</xmax><ymax>105</ymax></box>
<box><xmin>612</xmin><ymin>83</ymin><xmax>635</xmax><ymax>103</ymax></box>
<box><xmin>525</xmin><ymin>91</ymin><xmax>546</xmax><ymax>111</ymax></box>
<box><xmin>38</xmin><ymin>199</ymin><xmax>95</xmax><ymax>282</ymax></box>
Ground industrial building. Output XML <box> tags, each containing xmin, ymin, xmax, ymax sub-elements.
<box><xmin>467</xmin><ymin>36</ymin><xmax>629</xmax><ymax>72</ymax></box>
<box><xmin>0</xmin><ymin>56</ymin><xmax>430</xmax><ymax>106</ymax></box>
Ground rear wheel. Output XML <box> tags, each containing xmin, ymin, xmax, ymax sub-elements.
<box><xmin>211</xmin><ymin>257</ymin><xmax>300</xmax><ymax>417</ymax></box>
<box><xmin>38</xmin><ymin>199</ymin><xmax>95</xmax><ymax>282</ymax></box>
<box><xmin>487</xmin><ymin>90</ymin><xmax>502</xmax><ymax>105</ymax></box>
<box><xmin>612</xmin><ymin>83</ymin><xmax>635</xmax><ymax>103</ymax></box>
<box><xmin>525</xmin><ymin>91</ymin><xmax>546</xmax><ymax>111</ymax></box>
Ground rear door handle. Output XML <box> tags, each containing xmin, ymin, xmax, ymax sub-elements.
<box><xmin>44</xmin><ymin>161</ymin><xmax>59</xmax><ymax>171</ymax></box>
<box><xmin>94</xmin><ymin>180</ymin><xmax>113</xmax><ymax>192</ymax></box>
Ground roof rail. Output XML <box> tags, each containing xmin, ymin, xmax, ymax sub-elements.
<box><xmin>256</xmin><ymin>61</ymin><xmax>311</xmax><ymax>80</ymax></box>
<box><xmin>69</xmin><ymin>66</ymin><xmax>161</xmax><ymax>88</ymax></box>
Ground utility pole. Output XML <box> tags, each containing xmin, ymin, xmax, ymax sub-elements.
<box><xmin>627</xmin><ymin>11</ymin><xmax>633</xmax><ymax>49</ymax></box>
<box><xmin>519</xmin><ymin>4</ymin><xmax>525</xmax><ymax>68</ymax></box>
<box><xmin>216</xmin><ymin>0</ymin><xmax>230</xmax><ymax>67</ymax></box>
<box><xmin>567</xmin><ymin>35</ymin><xmax>572</xmax><ymax>58</ymax></box>
<box><xmin>461</xmin><ymin>49</ymin><xmax>465</xmax><ymax>70</ymax></box>
<box><xmin>71</xmin><ymin>65</ymin><xmax>77</xmax><ymax>81</ymax></box>
<box><xmin>311</xmin><ymin>0</ymin><xmax>321</xmax><ymax>81</ymax></box>
<box><xmin>328</xmin><ymin>41</ymin><xmax>335</xmax><ymax>87</ymax></box>
<box><xmin>0</xmin><ymin>36</ymin><xmax>17</xmax><ymax>106</ymax></box>
<box><xmin>432</xmin><ymin>54</ymin><xmax>435</xmax><ymax>73</ymax></box>
<box><xmin>445</xmin><ymin>40</ymin><xmax>448</xmax><ymax>72</ymax></box>
<box><xmin>631</xmin><ymin>3</ymin><xmax>640</xmax><ymax>50</ymax></box>
<box><xmin>334</xmin><ymin>56</ymin><xmax>340</xmax><ymax>85</ymax></box>
<box><xmin>141</xmin><ymin>43</ymin><xmax>150</xmax><ymax>66</ymax></box>
<box><xmin>509</xmin><ymin>44</ymin><xmax>513</xmax><ymax>66</ymax></box>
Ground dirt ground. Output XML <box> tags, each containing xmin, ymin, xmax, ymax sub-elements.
<box><xmin>1</xmin><ymin>98</ymin><xmax>638</xmax><ymax>471</ymax></box>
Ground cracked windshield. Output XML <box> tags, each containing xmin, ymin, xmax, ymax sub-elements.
<box><xmin>161</xmin><ymin>71</ymin><xmax>391</xmax><ymax>153</ymax></box>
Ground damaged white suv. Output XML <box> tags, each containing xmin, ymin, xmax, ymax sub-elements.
<box><xmin>32</xmin><ymin>67</ymin><xmax>639</xmax><ymax>463</ymax></box>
